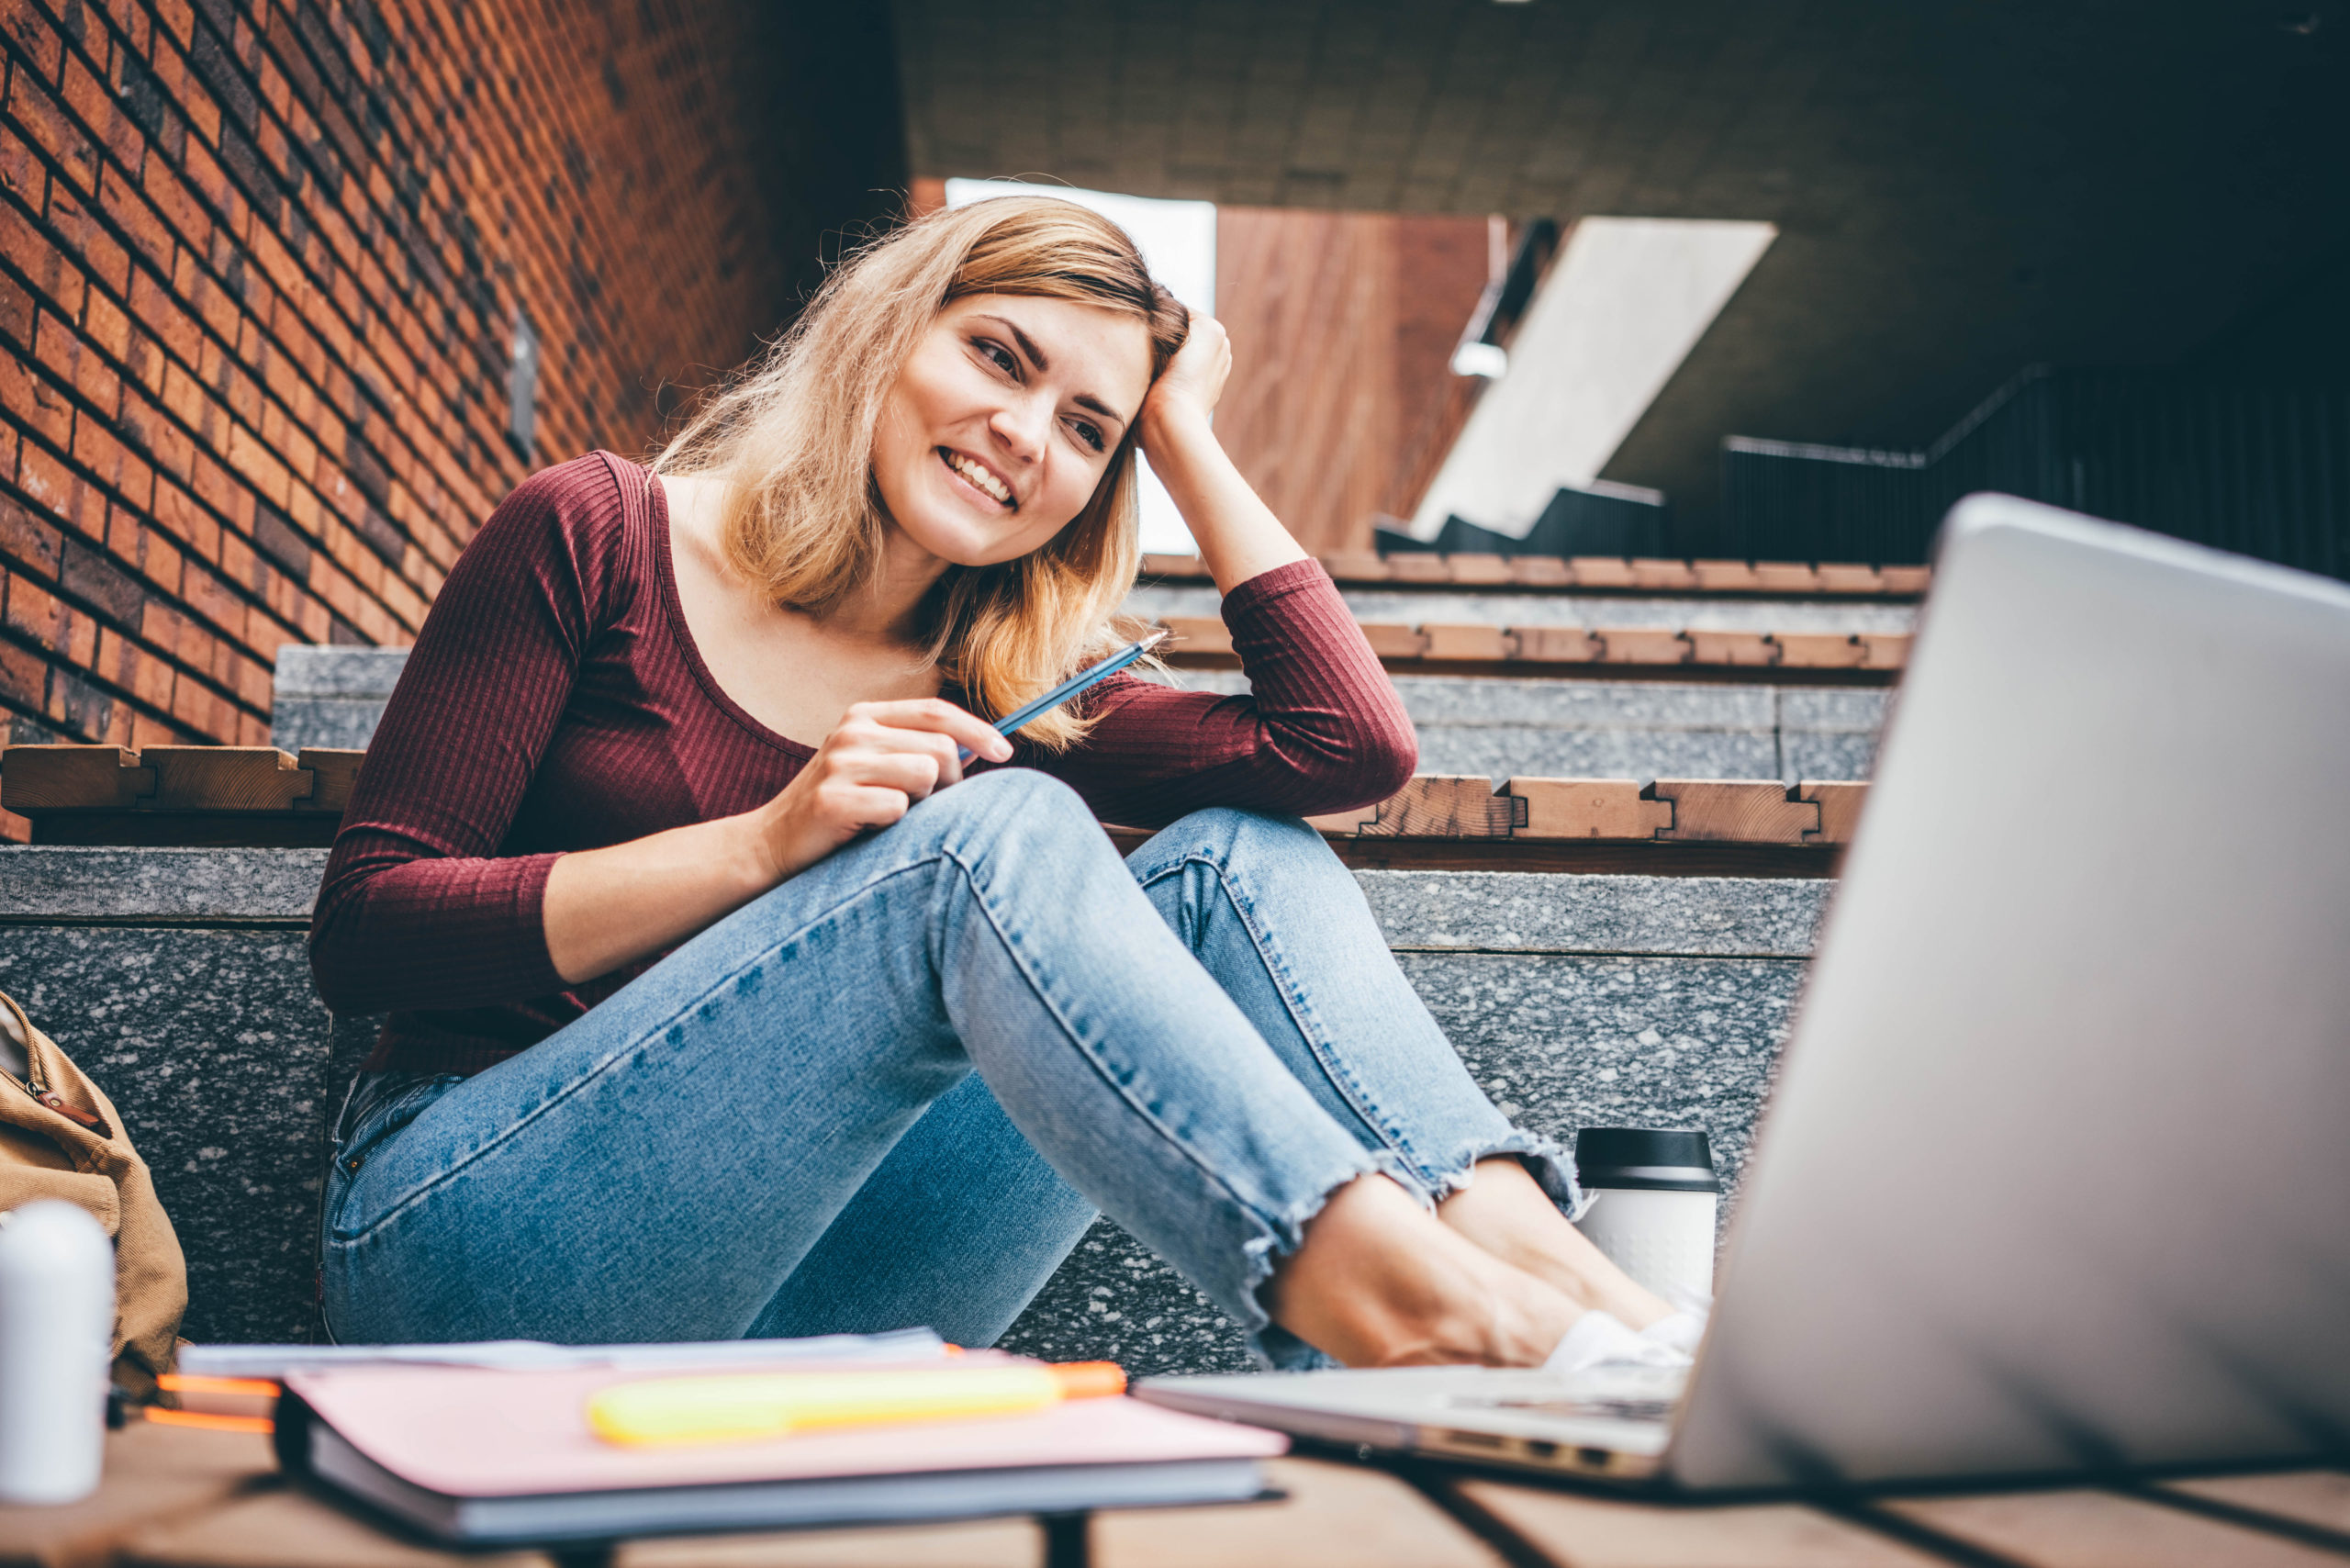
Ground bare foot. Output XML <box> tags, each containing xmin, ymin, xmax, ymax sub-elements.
<box><xmin>1263</xmin><ymin>1172</ymin><xmax>1588</xmax><ymax>1367</ymax></box>
<box><xmin>1438</xmin><ymin>1157</ymin><xmax>1673</xmax><ymax>1330</ymax></box>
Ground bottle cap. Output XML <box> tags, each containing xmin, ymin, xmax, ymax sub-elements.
<box><xmin>1573</xmin><ymin>1127</ymin><xmax>1721</xmax><ymax>1193</ymax></box>
<box><xmin>1047</xmin><ymin>1361</ymin><xmax>1126</xmax><ymax>1401</ymax></box>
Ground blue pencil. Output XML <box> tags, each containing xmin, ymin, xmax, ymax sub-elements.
<box><xmin>958</xmin><ymin>630</ymin><xmax>1170</xmax><ymax>763</ymax></box>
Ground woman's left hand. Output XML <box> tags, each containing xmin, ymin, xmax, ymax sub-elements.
<box><xmin>1138</xmin><ymin>315</ymin><xmax>1232</xmax><ymax>450</ymax></box>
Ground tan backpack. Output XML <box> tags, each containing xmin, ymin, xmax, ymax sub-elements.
<box><xmin>0</xmin><ymin>990</ymin><xmax>185</xmax><ymax>1397</ymax></box>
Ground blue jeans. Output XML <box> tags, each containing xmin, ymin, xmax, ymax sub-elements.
<box><xmin>319</xmin><ymin>770</ymin><xmax>1577</xmax><ymax>1367</ymax></box>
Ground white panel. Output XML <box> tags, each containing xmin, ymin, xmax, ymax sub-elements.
<box><xmin>1412</xmin><ymin>218</ymin><xmax>1777</xmax><ymax>541</ymax></box>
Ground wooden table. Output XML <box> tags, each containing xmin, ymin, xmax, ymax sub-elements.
<box><xmin>6</xmin><ymin>1421</ymin><xmax>2349</xmax><ymax>1568</ymax></box>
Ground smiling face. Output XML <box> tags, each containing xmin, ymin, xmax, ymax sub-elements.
<box><xmin>869</xmin><ymin>293</ymin><xmax>1155</xmax><ymax>569</ymax></box>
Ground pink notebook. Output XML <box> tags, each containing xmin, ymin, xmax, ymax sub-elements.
<box><xmin>279</xmin><ymin>1360</ymin><xmax>1287</xmax><ymax>1545</ymax></box>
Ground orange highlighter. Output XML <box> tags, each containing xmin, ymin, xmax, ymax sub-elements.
<box><xmin>587</xmin><ymin>1361</ymin><xmax>1127</xmax><ymax>1447</ymax></box>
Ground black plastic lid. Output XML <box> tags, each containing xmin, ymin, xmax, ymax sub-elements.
<box><xmin>1573</xmin><ymin>1126</ymin><xmax>1721</xmax><ymax>1193</ymax></box>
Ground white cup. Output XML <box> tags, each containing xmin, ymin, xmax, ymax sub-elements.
<box><xmin>0</xmin><ymin>1200</ymin><xmax>114</xmax><ymax>1505</ymax></box>
<box><xmin>1571</xmin><ymin>1127</ymin><xmax>1720</xmax><ymax>1307</ymax></box>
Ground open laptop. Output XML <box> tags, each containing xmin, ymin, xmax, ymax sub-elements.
<box><xmin>1136</xmin><ymin>494</ymin><xmax>2350</xmax><ymax>1492</ymax></box>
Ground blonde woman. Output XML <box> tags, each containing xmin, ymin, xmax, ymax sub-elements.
<box><xmin>311</xmin><ymin>197</ymin><xmax>1680</xmax><ymax>1371</ymax></box>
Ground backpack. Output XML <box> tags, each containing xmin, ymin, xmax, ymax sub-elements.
<box><xmin>0</xmin><ymin>990</ymin><xmax>185</xmax><ymax>1397</ymax></box>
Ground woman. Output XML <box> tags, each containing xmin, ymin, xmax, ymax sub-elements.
<box><xmin>310</xmin><ymin>196</ymin><xmax>1686</xmax><ymax>1371</ymax></box>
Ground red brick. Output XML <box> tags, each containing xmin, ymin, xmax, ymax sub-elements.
<box><xmin>186</xmin><ymin>450</ymin><xmax>250</xmax><ymax>529</ymax></box>
<box><xmin>72</xmin><ymin>416</ymin><xmax>151</xmax><ymax>508</ymax></box>
<box><xmin>16</xmin><ymin>439</ymin><xmax>101</xmax><ymax>532</ymax></box>
<box><xmin>0</xmin><ymin>627</ymin><xmax>50</xmax><ymax>708</ymax></box>
<box><xmin>178</xmin><ymin>555</ymin><xmax>243</xmax><ymax>639</ymax></box>
<box><xmin>126</xmin><ymin>264</ymin><xmax>200</xmax><ymax>366</ymax></box>
<box><xmin>3</xmin><ymin>565</ymin><xmax>64</xmax><ymax>647</ymax></box>
<box><xmin>151</xmin><ymin>0</ymin><xmax>191</xmax><ymax>50</ymax></box>
<box><xmin>95</xmin><ymin>162</ymin><xmax>173</xmax><ymax>273</ymax></box>
<box><xmin>33</xmin><ymin>306</ymin><xmax>118</xmax><ymax>413</ymax></box>
<box><xmin>41</xmin><ymin>182</ymin><xmax>129</xmax><ymax>295</ymax></box>
<box><xmin>4</xmin><ymin>59</ymin><xmax>95</xmax><ymax>192</ymax></box>
<box><xmin>0</xmin><ymin>196</ymin><xmax>85</xmax><ymax>318</ymax></box>
<box><xmin>80</xmin><ymin>283</ymin><xmax>128</xmax><ymax>359</ymax></box>
<box><xmin>117</xmin><ymin>385</ymin><xmax>192</xmax><ymax>478</ymax></box>
<box><xmin>148</xmin><ymin>35</ymin><xmax>218</xmax><ymax>146</ymax></box>
<box><xmin>148</xmin><ymin>474</ymin><xmax>215</xmax><ymax>557</ymax></box>
<box><xmin>0</xmin><ymin>122</ymin><xmax>44</xmax><ymax>212</ymax></box>
<box><xmin>59</xmin><ymin>55</ymin><xmax>142</xmax><ymax>177</ymax></box>
<box><xmin>139</xmin><ymin>149</ymin><xmax>211</xmax><ymax>252</ymax></box>
<box><xmin>0</xmin><ymin>0</ymin><xmax>65</xmax><ymax>85</ymax></box>
<box><xmin>0</xmin><ymin>491</ymin><xmax>62</xmax><ymax>574</ymax></box>
<box><xmin>0</xmin><ymin>337</ymin><xmax>74</xmax><ymax>446</ymax></box>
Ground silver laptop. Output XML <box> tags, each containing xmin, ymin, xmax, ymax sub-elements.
<box><xmin>1137</xmin><ymin>494</ymin><xmax>2350</xmax><ymax>1492</ymax></box>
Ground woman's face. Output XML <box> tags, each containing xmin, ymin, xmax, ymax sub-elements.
<box><xmin>871</xmin><ymin>293</ymin><xmax>1154</xmax><ymax>567</ymax></box>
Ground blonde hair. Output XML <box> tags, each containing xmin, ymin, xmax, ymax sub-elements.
<box><xmin>655</xmin><ymin>196</ymin><xmax>1190</xmax><ymax>751</ymax></box>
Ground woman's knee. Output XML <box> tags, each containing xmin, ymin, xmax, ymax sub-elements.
<box><xmin>1129</xmin><ymin>805</ymin><xmax>1338</xmax><ymax>876</ymax></box>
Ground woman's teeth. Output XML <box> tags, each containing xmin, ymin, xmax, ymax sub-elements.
<box><xmin>944</xmin><ymin>450</ymin><xmax>1012</xmax><ymax>507</ymax></box>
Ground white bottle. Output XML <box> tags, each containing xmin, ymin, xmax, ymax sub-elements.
<box><xmin>0</xmin><ymin>1200</ymin><xmax>115</xmax><ymax>1504</ymax></box>
<box><xmin>1571</xmin><ymin>1127</ymin><xmax>1720</xmax><ymax>1307</ymax></box>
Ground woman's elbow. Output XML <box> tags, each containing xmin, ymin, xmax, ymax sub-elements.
<box><xmin>1297</xmin><ymin>716</ymin><xmax>1417</xmax><ymax>814</ymax></box>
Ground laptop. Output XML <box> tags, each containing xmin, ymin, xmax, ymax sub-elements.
<box><xmin>1137</xmin><ymin>494</ymin><xmax>2350</xmax><ymax>1492</ymax></box>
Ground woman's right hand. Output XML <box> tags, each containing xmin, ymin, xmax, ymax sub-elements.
<box><xmin>755</xmin><ymin>699</ymin><xmax>1014</xmax><ymax>883</ymax></box>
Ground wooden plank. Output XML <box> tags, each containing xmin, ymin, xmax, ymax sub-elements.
<box><xmin>1507</xmin><ymin>778</ymin><xmax>1675</xmax><ymax>841</ymax></box>
<box><xmin>1877</xmin><ymin>1487</ymin><xmax>2350</xmax><ymax>1567</ymax></box>
<box><xmin>1594</xmin><ymin>629</ymin><xmax>1692</xmax><ymax>666</ymax></box>
<box><xmin>1421</xmin><ymin>623</ymin><xmax>1518</xmax><ymax>661</ymax></box>
<box><xmin>1628</xmin><ymin>558</ymin><xmax>1698</xmax><ymax>590</ymax></box>
<box><xmin>618</xmin><ymin>1516</ymin><xmax>1040</xmax><ymax>1566</ymax></box>
<box><xmin>1357</xmin><ymin>622</ymin><xmax>1433</xmax><ymax>658</ymax></box>
<box><xmin>1312</xmin><ymin>775</ymin><xmax>1516</xmax><ymax>839</ymax></box>
<box><xmin>1385</xmin><ymin>554</ymin><xmax>1454</xmax><ymax>584</ymax></box>
<box><xmin>115</xmin><ymin>1482</ymin><xmax>556</xmax><ymax>1567</ymax></box>
<box><xmin>1511</xmin><ymin>626</ymin><xmax>1602</xmax><ymax>663</ymax></box>
<box><xmin>1799</xmin><ymin>780</ymin><xmax>1871</xmax><ymax>845</ymax></box>
<box><xmin>1751</xmin><ymin>562</ymin><xmax>1824</xmax><ymax>593</ymax></box>
<box><xmin>297</xmin><ymin>749</ymin><xmax>366</xmax><ymax>813</ymax></box>
<box><xmin>1774</xmin><ymin>633</ymin><xmax>1869</xmax><ymax>669</ymax></box>
<box><xmin>1446</xmin><ymin>553</ymin><xmax>1514</xmax><ymax>586</ymax></box>
<box><xmin>1880</xmin><ymin>566</ymin><xmax>1933</xmax><ymax>594</ymax></box>
<box><xmin>1453</xmin><ymin>1475</ymin><xmax>1942</xmax><ymax>1568</ymax></box>
<box><xmin>0</xmin><ymin>745</ymin><xmax>155</xmax><ymax>812</ymax></box>
<box><xmin>1686</xmin><ymin>631</ymin><xmax>1778</xmax><ymax>666</ymax></box>
<box><xmin>141</xmin><ymin>748</ymin><xmax>313</xmax><ymax>812</ymax></box>
<box><xmin>1508</xmin><ymin>555</ymin><xmax>1575</xmax><ymax>588</ymax></box>
<box><xmin>1138</xmin><ymin>553</ymin><xmax>1205</xmax><ymax>581</ymax></box>
<box><xmin>1563</xmin><ymin>557</ymin><xmax>1632</xmax><ymax>588</ymax></box>
<box><xmin>1155</xmin><ymin>616</ymin><xmax>1234</xmax><ymax>657</ymax></box>
<box><xmin>1318</xmin><ymin>549</ymin><xmax>1390</xmax><ymax>583</ymax></box>
<box><xmin>2158</xmin><ymin>1472</ymin><xmax>2350</xmax><ymax>1540</ymax></box>
<box><xmin>1651</xmin><ymin>780</ymin><xmax>1821</xmax><ymax>844</ymax></box>
<box><xmin>1692</xmin><ymin>560</ymin><xmax>1762</xmax><ymax>592</ymax></box>
<box><xmin>1096</xmin><ymin>1457</ymin><xmax>1504</xmax><ymax>1568</ymax></box>
<box><xmin>0</xmin><ymin>1420</ymin><xmax>272</xmax><ymax>1568</ymax></box>
<box><xmin>1818</xmin><ymin>564</ymin><xmax>1886</xmax><ymax>594</ymax></box>
<box><xmin>1860</xmin><ymin>632</ymin><xmax>1912</xmax><ymax>669</ymax></box>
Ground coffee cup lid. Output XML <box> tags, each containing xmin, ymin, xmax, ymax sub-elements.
<box><xmin>1573</xmin><ymin>1126</ymin><xmax>1721</xmax><ymax>1193</ymax></box>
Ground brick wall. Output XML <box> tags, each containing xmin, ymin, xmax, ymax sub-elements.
<box><xmin>0</xmin><ymin>0</ymin><xmax>905</xmax><ymax>836</ymax></box>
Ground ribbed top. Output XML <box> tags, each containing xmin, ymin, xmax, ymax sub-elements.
<box><xmin>308</xmin><ymin>453</ymin><xmax>1417</xmax><ymax>1074</ymax></box>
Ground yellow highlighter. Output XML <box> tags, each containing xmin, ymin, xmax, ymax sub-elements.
<box><xmin>587</xmin><ymin>1361</ymin><xmax>1127</xmax><ymax>1448</ymax></box>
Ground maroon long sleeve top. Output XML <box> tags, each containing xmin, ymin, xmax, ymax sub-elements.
<box><xmin>308</xmin><ymin>452</ymin><xmax>1417</xmax><ymax>1074</ymax></box>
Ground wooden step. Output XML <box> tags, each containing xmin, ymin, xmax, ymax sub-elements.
<box><xmin>1153</xmin><ymin>615</ymin><xmax>1907</xmax><ymax>683</ymax></box>
<box><xmin>5</xmin><ymin>746</ymin><xmax>1865</xmax><ymax>873</ymax></box>
<box><xmin>1142</xmin><ymin>552</ymin><xmax>1932</xmax><ymax>598</ymax></box>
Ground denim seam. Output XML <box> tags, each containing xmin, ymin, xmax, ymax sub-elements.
<box><xmin>328</xmin><ymin>857</ymin><xmax>966</xmax><ymax>1249</ymax></box>
<box><xmin>1138</xmin><ymin>847</ymin><xmax>1442</xmax><ymax>1203</ymax></box>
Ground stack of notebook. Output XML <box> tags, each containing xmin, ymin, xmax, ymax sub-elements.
<box><xmin>274</xmin><ymin>1356</ymin><xmax>1285</xmax><ymax>1546</ymax></box>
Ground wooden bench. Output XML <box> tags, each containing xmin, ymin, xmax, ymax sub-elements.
<box><xmin>8</xmin><ymin>1419</ymin><xmax>2345</xmax><ymax>1568</ymax></box>
<box><xmin>2</xmin><ymin>747</ymin><xmax>1866</xmax><ymax>874</ymax></box>
<box><xmin>1144</xmin><ymin>552</ymin><xmax>1934</xmax><ymax>599</ymax></box>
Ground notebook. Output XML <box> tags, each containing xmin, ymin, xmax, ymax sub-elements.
<box><xmin>274</xmin><ymin>1360</ymin><xmax>1287</xmax><ymax>1545</ymax></box>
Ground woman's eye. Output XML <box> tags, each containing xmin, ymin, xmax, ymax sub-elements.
<box><xmin>979</xmin><ymin>340</ymin><xmax>1018</xmax><ymax>376</ymax></box>
<box><xmin>1072</xmin><ymin>420</ymin><xmax>1105</xmax><ymax>454</ymax></box>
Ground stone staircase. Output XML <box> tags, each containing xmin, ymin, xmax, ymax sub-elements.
<box><xmin>1</xmin><ymin>554</ymin><xmax>1884</xmax><ymax>1372</ymax></box>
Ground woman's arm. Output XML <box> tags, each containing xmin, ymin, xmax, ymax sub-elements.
<box><xmin>539</xmin><ymin>699</ymin><xmax>1009</xmax><ymax>983</ymax></box>
<box><xmin>1135</xmin><ymin>318</ymin><xmax>1308</xmax><ymax>594</ymax></box>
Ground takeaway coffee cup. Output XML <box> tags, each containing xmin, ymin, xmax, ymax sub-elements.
<box><xmin>1571</xmin><ymin>1127</ymin><xmax>1720</xmax><ymax>1306</ymax></box>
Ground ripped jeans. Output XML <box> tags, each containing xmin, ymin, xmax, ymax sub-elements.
<box><xmin>319</xmin><ymin>769</ymin><xmax>1577</xmax><ymax>1367</ymax></box>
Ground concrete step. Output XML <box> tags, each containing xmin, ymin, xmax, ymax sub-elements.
<box><xmin>1126</xmin><ymin>581</ymin><xmax>1919</xmax><ymax>636</ymax></box>
<box><xmin>0</xmin><ymin>848</ymin><xmax>1816</xmax><ymax>1369</ymax></box>
<box><xmin>270</xmin><ymin>648</ymin><xmax>1886</xmax><ymax>783</ymax></box>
